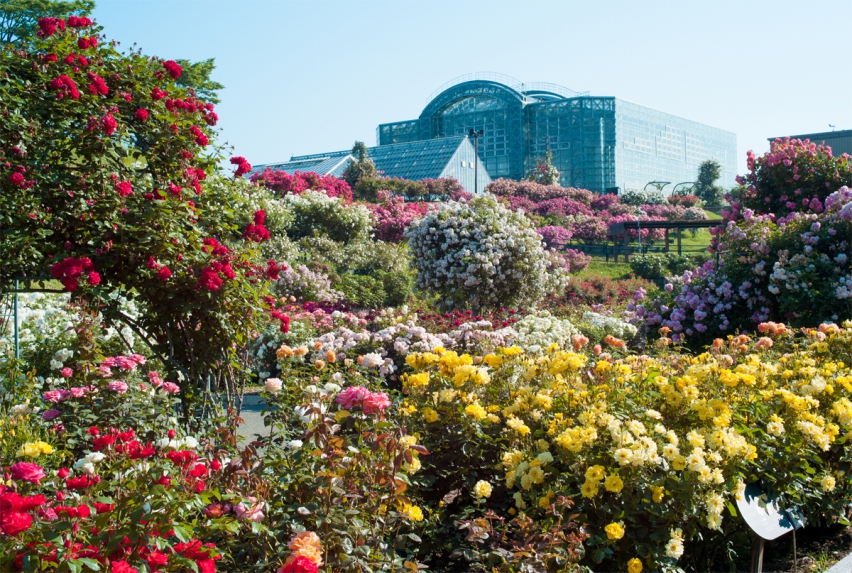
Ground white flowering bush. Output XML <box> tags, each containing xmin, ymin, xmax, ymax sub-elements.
<box><xmin>619</xmin><ymin>188</ymin><xmax>668</xmax><ymax>206</ymax></box>
<box><xmin>581</xmin><ymin>311</ymin><xmax>639</xmax><ymax>340</ymax></box>
<box><xmin>283</xmin><ymin>190</ymin><xmax>373</xmax><ymax>243</ymax></box>
<box><xmin>277</xmin><ymin>262</ymin><xmax>343</xmax><ymax>303</ymax></box>
<box><xmin>406</xmin><ymin>197</ymin><xmax>568</xmax><ymax>310</ymax></box>
<box><xmin>511</xmin><ymin>311</ymin><xmax>579</xmax><ymax>350</ymax></box>
<box><xmin>2</xmin><ymin>293</ymin><xmax>148</xmax><ymax>378</ymax></box>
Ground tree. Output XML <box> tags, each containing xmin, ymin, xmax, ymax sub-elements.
<box><xmin>694</xmin><ymin>159</ymin><xmax>724</xmax><ymax>205</ymax></box>
<box><xmin>528</xmin><ymin>150</ymin><xmax>561</xmax><ymax>186</ymax></box>
<box><xmin>174</xmin><ymin>57</ymin><xmax>224</xmax><ymax>104</ymax></box>
<box><xmin>0</xmin><ymin>0</ymin><xmax>93</xmax><ymax>45</ymax></box>
<box><xmin>342</xmin><ymin>140</ymin><xmax>378</xmax><ymax>188</ymax></box>
<box><xmin>0</xmin><ymin>16</ymin><xmax>284</xmax><ymax>411</ymax></box>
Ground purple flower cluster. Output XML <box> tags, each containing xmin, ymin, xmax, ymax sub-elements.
<box><xmin>536</xmin><ymin>225</ymin><xmax>573</xmax><ymax>249</ymax></box>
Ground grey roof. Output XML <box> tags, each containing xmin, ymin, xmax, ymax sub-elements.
<box><xmin>257</xmin><ymin>137</ymin><xmax>469</xmax><ymax>181</ymax></box>
<box><xmin>250</xmin><ymin>154</ymin><xmax>353</xmax><ymax>178</ymax></box>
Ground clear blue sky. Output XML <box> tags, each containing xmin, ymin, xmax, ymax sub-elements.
<box><xmin>93</xmin><ymin>0</ymin><xmax>852</xmax><ymax>179</ymax></box>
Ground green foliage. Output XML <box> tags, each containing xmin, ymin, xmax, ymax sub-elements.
<box><xmin>282</xmin><ymin>190</ymin><xmax>373</xmax><ymax>243</ymax></box>
<box><xmin>342</xmin><ymin>140</ymin><xmax>377</xmax><ymax>188</ymax></box>
<box><xmin>174</xmin><ymin>57</ymin><xmax>224</xmax><ymax>104</ymax></box>
<box><xmin>380</xmin><ymin>269</ymin><xmax>413</xmax><ymax>307</ymax></box>
<box><xmin>694</xmin><ymin>160</ymin><xmax>724</xmax><ymax>206</ymax></box>
<box><xmin>0</xmin><ymin>0</ymin><xmax>93</xmax><ymax>45</ymax></box>
<box><xmin>0</xmin><ymin>21</ymin><xmax>279</xmax><ymax>407</ymax></box>
<box><xmin>630</xmin><ymin>252</ymin><xmax>711</xmax><ymax>280</ymax></box>
<box><xmin>336</xmin><ymin>273</ymin><xmax>386</xmax><ymax>308</ymax></box>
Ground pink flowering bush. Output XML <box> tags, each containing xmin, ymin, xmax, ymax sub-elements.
<box><xmin>486</xmin><ymin>178</ymin><xmax>594</xmax><ymax>204</ymax></box>
<box><xmin>731</xmin><ymin>137</ymin><xmax>852</xmax><ymax>220</ymax></box>
<box><xmin>535</xmin><ymin>197</ymin><xmax>593</xmax><ymax>218</ymax></box>
<box><xmin>667</xmin><ymin>194</ymin><xmax>702</xmax><ymax>208</ymax></box>
<box><xmin>536</xmin><ymin>225</ymin><xmax>573</xmax><ymax>249</ymax></box>
<box><xmin>368</xmin><ymin>197</ymin><xmax>435</xmax><ymax>242</ymax></box>
<box><xmin>561</xmin><ymin>248</ymin><xmax>592</xmax><ymax>273</ymax></box>
<box><xmin>251</xmin><ymin>169</ymin><xmax>353</xmax><ymax>202</ymax></box>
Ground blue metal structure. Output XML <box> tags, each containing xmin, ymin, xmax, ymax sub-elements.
<box><xmin>377</xmin><ymin>72</ymin><xmax>737</xmax><ymax>192</ymax></box>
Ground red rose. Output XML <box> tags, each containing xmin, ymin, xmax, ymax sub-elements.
<box><xmin>87</xmin><ymin>271</ymin><xmax>101</xmax><ymax>286</ymax></box>
<box><xmin>116</xmin><ymin>181</ymin><xmax>133</xmax><ymax>197</ymax></box>
<box><xmin>9</xmin><ymin>172</ymin><xmax>25</xmax><ymax>187</ymax></box>
<box><xmin>281</xmin><ymin>556</ymin><xmax>319</xmax><ymax>573</ymax></box>
<box><xmin>110</xmin><ymin>560</ymin><xmax>138</xmax><ymax>573</ymax></box>
<box><xmin>0</xmin><ymin>511</ymin><xmax>32</xmax><ymax>536</ymax></box>
<box><xmin>101</xmin><ymin>113</ymin><xmax>117</xmax><ymax>136</ymax></box>
<box><xmin>45</xmin><ymin>53</ymin><xmax>58</xmax><ymax>63</ymax></box>
<box><xmin>87</xmin><ymin>427</ymin><xmax>100</xmax><ymax>436</ymax></box>
<box><xmin>93</xmin><ymin>502</ymin><xmax>115</xmax><ymax>514</ymax></box>
<box><xmin>162</xmin><ymin>60</ymin><xmax>182</xmax><ymax>79</ymax></box>
<box><xmin>151</xmin><ymin>86</ymin><xmax>167</xmax><ymax>100</ymax></box>
<box><xmin>10</xmin><ymin>462</ymin><xmax>46</xmax><ymax>485</ymax></box>
<box><xmin>157</xmin><ymin>266</ymin><xmax>172</xmax><ymax>281</ymax></box>
<box><xmin>58</xmin><ymin>467</ymin><xmax>71</xmax><ymax>478</ymax></box>
<box><xmin>37</xmin><ymin>17</ymin><xmax>64</xmax><ymax>37</ymax></box>
<box><xmin>145</xmin><ymin>551</ymin><xmax>168</xmax><ymax>567</ymax></box>
<box><xmin>135</xmin><ymin>108</ymin><xmax>149</xmax><ymax>121</ymax></box>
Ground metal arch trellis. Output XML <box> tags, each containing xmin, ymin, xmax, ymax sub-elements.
<box><xmin>1</xmin><ymin>277</ymin><xmax>64</xmax><ymax>361</ymax></box>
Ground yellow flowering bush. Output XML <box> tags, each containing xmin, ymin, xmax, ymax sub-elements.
<box><xmin>399</xmin><ymin>323</ymin><xmax>852</xmax><ymax>571</ymax></box>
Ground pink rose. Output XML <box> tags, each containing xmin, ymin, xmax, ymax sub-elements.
<box><xmin>69</xmin><ymin>387</ymin><xmax>87</xmax><ymax>398</ymax></box>
<box><xmin>162</xmin><ymin>382</ymin><xmax>180</xmax><ymax>394</ymax></box>
<box><xmin>148</xmin><ymin>371</ymin><xmax>163</xmax><ymax>387</ymax></box>
<box><xmin>101</xmin><ymin>357</ymin><xmax>116</xmax><ymax>367</ymax></box>
<box><xmin>130</xmin><ymin>354</ymin><xmax>146</xmax><ymax>365</ymax></box>
<box><xmin>362</xmin><ymin>391</ymin><xmax>391</xmax><ymax>415</ymax></box>
<box><xmin>335</xmin><ymin>386</ymin><xmax>371</xmax><ymax>410</ymax></box>
<box><xmin>60</xmin><ymin>367</ymin><xmax>73</xmax><ymax>378</ymax></box>
<box><xmin>42</xmin><ymin>390</ymin><xmax>69</xmax><ymax>403</ymax></box>
<box><xmin>97</xmin><ymin>365</ymin><xmax>112</xmax><ymax>377</ymax></box>
<box><xmin>113</xmin><ymin>356</ymin><xmax>137</xmax><ymax>370</ymax></box>
<box><xmin>107</xmin><ymin>381</ymin><xmax>128</xmax><ymax>394</ymax></box>
<box><xmin>11</xmin><ymin>462</ymin><xmax>46</xmax><ymax>484</ymax></box>
<box><xmin>42</xmin><ymin>409</ymin><xmax>60</xmax><ymax>420</ymax></box>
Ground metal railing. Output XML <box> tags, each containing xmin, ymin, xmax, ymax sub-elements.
<box><xmin>425</xmin><ymin>72</ymin><xmax>589</xmax><ymax>106</ymax></box>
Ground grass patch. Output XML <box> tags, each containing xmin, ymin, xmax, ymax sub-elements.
<box><xmin>574</xmin><ymin>260</ymin><xmax>633</xmax><ymax>280</ymax></box>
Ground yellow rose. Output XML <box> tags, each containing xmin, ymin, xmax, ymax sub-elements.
<box><xmin>627</xmin><ymin>558</ymin><xmax>643</xmax><ymax>573</ymax></box>
<box><xmin>651</xmin><ymin>485</ymin><xmax>665</xmax><ymax>503</ymax></box>
<box><xmin>422</xmin><ymin>407</ymin><xmax>439</xmax><ymax>423</ymax></box>
<box><xmin>473</xmin><ymin>480</ymin><xmax>492</xmax><ymax>499</ymax></box>
<box><xmin>585</xmin><ymin>465</ymin><xmax>606</xmax><ymax>482</ymax></box>
<box><xmin>604</xmin><ymin>475</ymin><xmax>624</xmax><ymax>493</ymax></box>
<box><xmin>580</xmin><ymin>481</ymin><xmax>599</xmax><ymax>499</ymax></box>
<box><xmin>604</xmin><ymin>522</ymin><xmax>625</xmax><ymax>540</ymax></box>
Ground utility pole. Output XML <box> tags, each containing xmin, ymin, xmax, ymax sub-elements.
<box><xmin>469</xmin><ymin>128</ymin><xmax>484</xmax><ymax>194</ymax></box>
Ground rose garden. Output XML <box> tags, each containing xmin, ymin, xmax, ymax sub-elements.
<box><xmin>2</xmin><ymin>15</ymin><xmax>852</xmax><ymax>573</ymax></box>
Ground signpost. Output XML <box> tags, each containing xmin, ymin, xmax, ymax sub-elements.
<box><xmin>736</xmin><ymin>483</ymin><xmax>805</xmax><ymax>573</ymax></box>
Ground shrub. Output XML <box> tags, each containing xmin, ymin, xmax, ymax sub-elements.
<box><xmin>277</xmin><ymin>262</ymin><xmax>344</xmax><ymax>303</ymax></box>
<box><xmin>380</xmin><ymin>269</ymin><xmax>414</xmax><ymax>307</ymax></box>
<box><xmin>406</xmin><ymin>197</ymin><xmax>568</xmax><ymax>310</ymax></box>
<box><xmin>398</xmin><ymin>328</ymin><xmax>852</xmax><ymax>571</ymax></box>
<box><xmin>368</xmin><ymin>198</ymin><xmax>434</xmax><ymax>243</ymax></box>
<box><xmin>562</xmin><ymin>248</ymin><xmax>592</xmax><ymax>273</ymax></box>
<box><xmin>251</xmin><ymin>169</ymin><xmax>353</xmax><ymax>202</ymax></box>
<box><xmin>620</xmin><ymin>189</ymin><xmax>668</xmax><ymax>206</ymax></box>
<box><xmin>667</xmin><ymin>194</ymin><xmax>702</xmax><ymax>208</ymax></box>
<box><xmin>0</xmin><ymin>17</ymin><xmax>286</xmax><ymax>404</ymax></box>
<box><xmin>633</xmin><ymin>186</ymin><xmax>852</xmax><ymax>343</ymax></box>
<box><xmin>486</xmin><ymin>178</ymin><xmax>594</xmax><ymax>204</ymax></box>
<box><xmin>535</xmin><ymin>197</ymin><xmax>593</xmax><ymax>218</ymax></box>
<box><xmin>590</xmin><ymin>193</ymin><xmax>620</xmax><ymax>211</ymax></box>
<box><xmin>282</xmin><ymin>190</ymin><xmax>373</xmax><ymax>243</ymax></box>
<box><xmin>354</xmin><ymin>176</ymin><xmax>465</xmax><ymax>201</ymax></box>
<box><xmin>731</xmin><ymin>137</ymin><xmax>852</xmax><ymax>220</ymax></box>
<box><xmin>630</xmin><ymin>253</ymin><xmax>711</xmax><ymax>281</ymax></box>
<box><xmin>536</xmin><ymin>225</ymin><xmax>572</xmax><ymax>249</ymax></box>
<box><xmin>336</xmin><ymin>274</ymin><xmax>387</xmax><ymax>308</ymax></box>
<box><xmin>571</xmin><ymin>217</ymin><xmax>609</xmax><ymax>243</ymax></box>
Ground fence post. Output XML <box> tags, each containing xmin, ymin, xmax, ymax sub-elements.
<box><xmin>677</xmin><ymin>229</ymin><xmax>682</xmax><ymax>256</ymax></box>
<box><xmin>14</xmin><ymin>279</ymin><xmax>19</xmax><ymax>360</ymax></box>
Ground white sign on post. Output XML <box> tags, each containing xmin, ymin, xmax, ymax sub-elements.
<box><xmin>736</xmin><ymin>483</ymin><xmax>805</xmax><ymax>540</ymax></box>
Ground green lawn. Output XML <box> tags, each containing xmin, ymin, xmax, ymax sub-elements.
<box><xmin>574</xmin><ymin>260</ymin><xmax>633</xmax><ymax>280</ymax></box>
